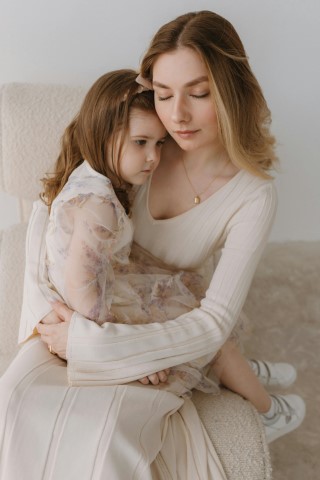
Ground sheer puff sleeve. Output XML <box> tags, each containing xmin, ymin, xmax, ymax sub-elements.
<box><xmin>47</xmin><ymin>192</ymin><xmax>129</xmax><ymax>326</ymax></box>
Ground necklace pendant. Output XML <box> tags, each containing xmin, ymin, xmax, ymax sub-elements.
<box><xmin>194</xmin><ymin>195</ymin><xmax>201</xmax><ymax>204</ymax></box>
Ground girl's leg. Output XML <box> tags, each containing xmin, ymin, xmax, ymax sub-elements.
<box><xmin>209</xmin><ymin>339</ymin><xmax>306</xmax><ymax>443</ymax></box>
<box><xmin>210</xmin><ymin>339</ymin><xmax>271</xmax><ymax>412</ymax></box>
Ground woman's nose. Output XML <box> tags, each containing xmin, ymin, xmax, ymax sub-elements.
<box><xmin>171</xmin><ymin>96</ymin><xmax>190</xmax><ymax>123</ymax></box>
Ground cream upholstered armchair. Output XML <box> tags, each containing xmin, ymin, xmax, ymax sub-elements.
<box><xmin>0</xmin><ymin>83</ymin><xmax>272</xmax><ymax>480</ymax></box>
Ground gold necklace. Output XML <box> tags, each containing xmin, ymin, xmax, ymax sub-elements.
<box><xmin>182</xmin><ymin>158</ymin><xmax>229</xmax><ymax>205</ymax></box>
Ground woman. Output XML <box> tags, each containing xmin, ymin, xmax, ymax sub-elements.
<box><xmin>0</xmin><ymin>10</ymin><xmax>305</xmax><ymax>479</ymax></box>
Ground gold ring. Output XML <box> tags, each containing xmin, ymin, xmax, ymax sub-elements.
<box><xmin>49</xmin><ymin>345</ymin><xmax>56</xmax><ymax>355</ymax></box>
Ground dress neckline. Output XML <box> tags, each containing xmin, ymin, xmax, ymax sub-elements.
<box><xmin>145</xmin><ymin>169</ymin><xmax>245</xmax><ymax>224</ymax></box>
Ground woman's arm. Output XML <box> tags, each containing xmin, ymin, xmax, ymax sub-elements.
<box><xmin>60</xmin><ymin>182</ymin><xmax>277</xmax><ymax>385</ymax></box>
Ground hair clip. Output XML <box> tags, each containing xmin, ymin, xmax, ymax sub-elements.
<box><xmin>135</xmin><ymin>74</ymin><xmax>153</xmax><ymax>92</ymax></box>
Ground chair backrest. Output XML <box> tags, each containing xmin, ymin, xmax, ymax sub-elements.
<box><xmin>0</xmin><ymin>82</ymin><xmax>86</xmax><ymax>364</ymax></box>
<box><xmin>0</xmin><ymin>83</ymin><xmax>86</xmax><ymax>221</ymax></box>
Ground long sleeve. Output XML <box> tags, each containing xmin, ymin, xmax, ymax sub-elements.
<box><xmin>67</xmin><ymin>182</ymin><xmax>277</xmax><ymax>385</ymax></box>
<box><xmin>18</xmin><ymin>200</ymin><xmax>62</xmax><ymax>343</ymax></box>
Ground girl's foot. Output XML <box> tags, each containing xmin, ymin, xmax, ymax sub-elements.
<box><xmin>249</xmin><ymin>359</ymin><xmax>297</xmax><ymax>388</ymax></box>
<box><xmin>261</xmin><ymin>394</ymin><xmax>306</xmax><ymax>443</ymax></box>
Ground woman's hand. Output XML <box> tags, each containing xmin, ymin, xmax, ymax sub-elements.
<box><xmin>40</xmin><ymin>309</ymin><xmax>63</xmax><ymax>325</ymax></box>
<box><xmin>138</xmin><ymin>369</ymin><xmax>171</xmax><ymax>385</ymax></box>
<box><xmin>37</xmin><ymin>302</ymin><xmax>74</xmax><ymax>360</ymax></box>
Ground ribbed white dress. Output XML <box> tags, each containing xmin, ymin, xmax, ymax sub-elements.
<box><xmin>0</xmin><ymin>168</ymin><xmax>276</xmax><ymax>480</ymax></box>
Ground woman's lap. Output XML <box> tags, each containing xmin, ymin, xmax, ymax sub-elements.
<box><xmin>0</xmin><ymin>337</ymin><xmax>184</xmax><ymax>480</ymax></box>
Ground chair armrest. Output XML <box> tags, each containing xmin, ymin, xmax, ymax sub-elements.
<box><xmin>193</xmin><ymin>388</ymin><xmax>272</xmax><ymax>480</ymax></box>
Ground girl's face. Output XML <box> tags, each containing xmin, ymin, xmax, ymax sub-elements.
<box><xmin>152</xmin><ymin>47</ymin><xmax>219</xmax><ymax>154</ymax></box>
<box><xmin>116</xmin><ymin>108</ymin><xmax>167</xmax><ymax>185</ymax></box>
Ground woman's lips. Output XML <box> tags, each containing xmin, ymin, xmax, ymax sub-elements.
<box><xmin>174</xmin><ymin>130</ymin><xmax>199</xmax><ymax>139</ymax></box>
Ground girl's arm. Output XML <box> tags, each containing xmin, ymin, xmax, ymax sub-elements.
<box><xmin>62</xmin><ymin>195</ymin><xmax>118</xmax><ymax>324</ymax></box>
<box><xmin>19</xmin><ymin>194</ymin><xmax>120</xmax><ymax>342</ymax></box>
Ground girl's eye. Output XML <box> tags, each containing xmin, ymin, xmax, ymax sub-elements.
<box><xmin>156</xmin><ymin>139</ymin><xmax>166</xmax><ymax>147</ymax></box>
<box><xmin>135</xmin><ymin>139</ymin><xmax>146</xmax><ymax>146</ymax></box>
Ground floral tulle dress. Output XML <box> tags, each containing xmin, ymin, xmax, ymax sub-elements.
<box><xmin>45</xmin><ymin>161</ymin><xmax>217</xmax><ymax>396</ymax></box>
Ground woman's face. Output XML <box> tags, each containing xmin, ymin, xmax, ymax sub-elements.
<box><xmin>152</xmin><ymin>47</ymin><xmax>219</xmax><ymax>153</ymax></box>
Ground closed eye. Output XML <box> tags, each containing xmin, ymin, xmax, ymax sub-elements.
<box><xmin>190</xmin><ymin>93</ymin><xmax>209</xmax><ymax>99</ymax></box>
<box><xmin>156</xmin><ymin>95</ymin><xmax>172</xmax><ymax>101</ymax></box>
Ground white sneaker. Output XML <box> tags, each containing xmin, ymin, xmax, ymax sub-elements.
<box><xmin>249</xmin><ymin>359</ymin><xmax>297</xmax><ymax>388</ymax></box>
<box><xmin>262</xmin><ymin>394</ymin><xmax>306</xmax><ymax>443</ymax></box>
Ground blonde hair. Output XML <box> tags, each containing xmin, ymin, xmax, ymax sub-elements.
<box><xmin>41</xmin><ymin>69</ymin><xmax>155</xmax><ymax>212</ymax></box>
<box><xmin>140</xmin><ymin>11</ymin><xmax>278</xmax><ymax>178</ymax></box>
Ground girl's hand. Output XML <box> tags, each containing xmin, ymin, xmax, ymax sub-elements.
<box><xmin>138</xmin><ymin>369</ymin><xmax>171</xmax><ymax>385</ymax></box>
<box><xmin>37</xmin><ymin>302</ymin><xmax>74</xmax><ymax>359</ymax></box>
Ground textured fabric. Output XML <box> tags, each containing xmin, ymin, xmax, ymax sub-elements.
<box><xmin>0</xmin><ymin>223</ymin><xmax>27</xmax><ymax>358</ymax></box>
<box><xmin>0</xmin><ymin>83</ymin><xmax>86</xmax><ymax>199</ymax></box>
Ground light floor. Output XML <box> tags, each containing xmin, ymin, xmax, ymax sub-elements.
<box><xmin>243</xmin><ymin>241</ymin><xmax>320</xmax><ymax>480</ymax></box>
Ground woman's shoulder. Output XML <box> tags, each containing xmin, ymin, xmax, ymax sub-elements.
<box><xmin>236</xmin><ymin>168</ymin><xmax>277</xmax><ymax>197</ymax></box>
<box><xmin>233</xmin><ymin>169</ymin><xmax>278</xmax><ymax>219</ymax></box>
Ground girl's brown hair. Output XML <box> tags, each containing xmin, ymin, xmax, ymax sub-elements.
<box><xmin>140</xmin><ymin>11</ymin><xmax>277</xmax><ymax>178</ymax></box>
<box><xmin>41</xmin><ymin>69</ymin><xmax>155</xmax><ymax>212</ymax></box>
